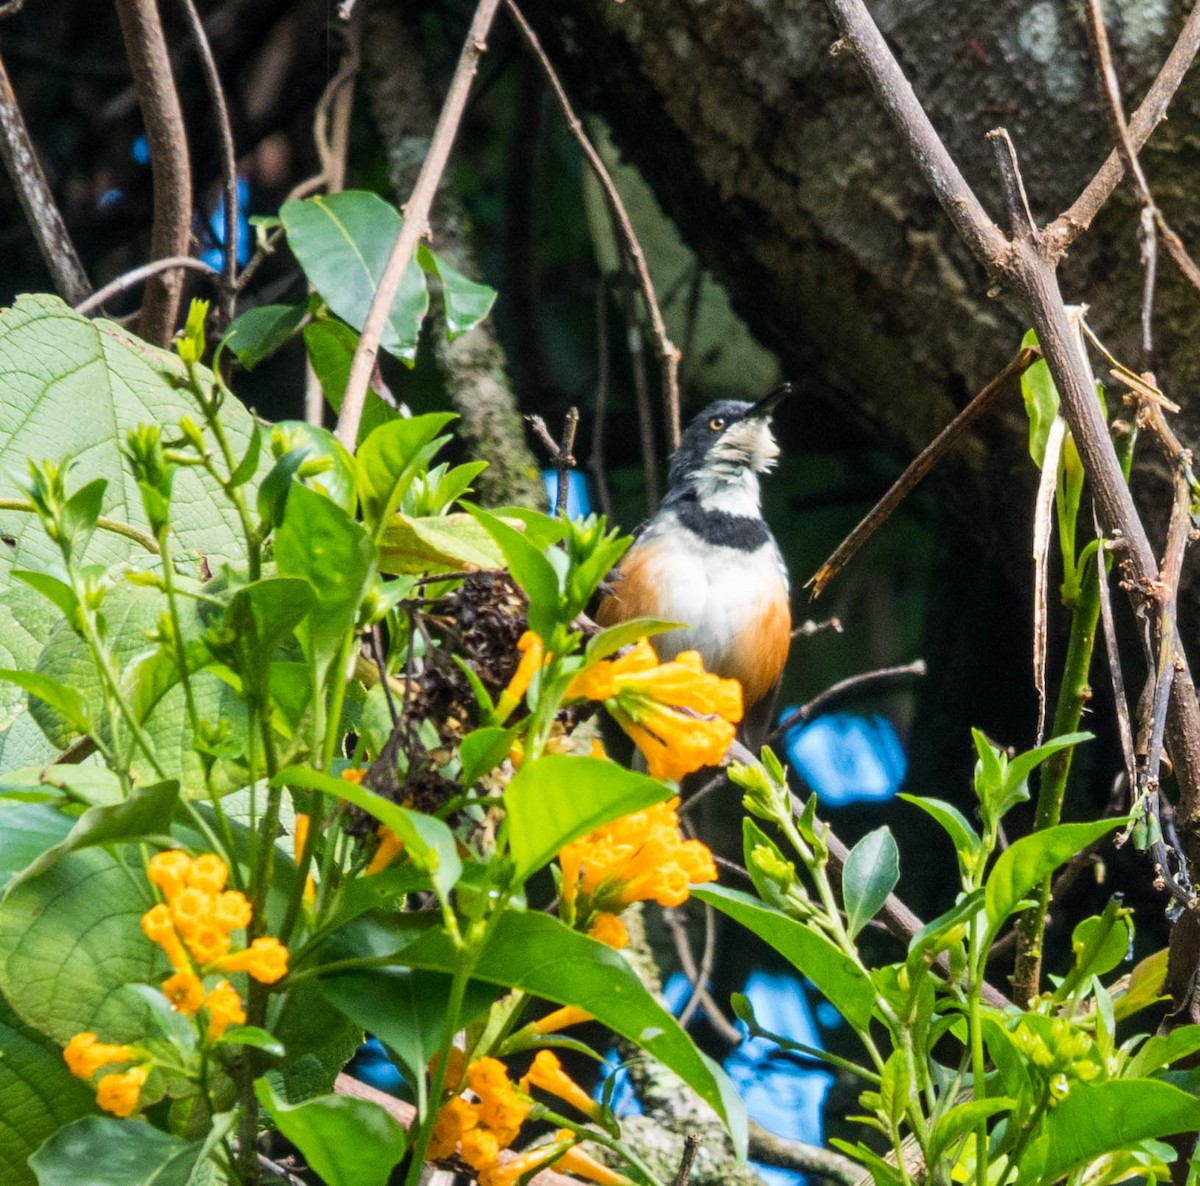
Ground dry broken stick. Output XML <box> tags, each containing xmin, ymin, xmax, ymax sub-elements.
<box><xmin>526</xmin><ymin>407</ymin><xmax>581</xmax><ymax>517</ymax></box>
<box><xmin>807</xmin><ymin>347</ymin><xmax>1039</xmax><ymax>597</ymax></box>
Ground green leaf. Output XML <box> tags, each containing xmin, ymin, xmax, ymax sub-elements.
<box><xmin>280</xmin><ymin>191</ymin><xmax>428</xmax><ymax>363</ymax></box>
<box><xmin>216</xmin><ymin>1025</ymin><xmax>285</xmax><ymax>1056</ymax></box>
<box><xmin>10</xmin><ymin>570</ymin><xmax>79</xmax><ymax>622</ymax></box>
<box><xmin>0</xmin><ymin>670</ymin><xmax>91</xmax><ymax>735</ymax></box>
<box><xmin>255</xmin><ymin>1079</ymin><xmax>408</xmax><ymax>1186</ymax></box>
<box><xmin>319</xmin><ymin>968</ymin><xmax>495</xmax><ymax>1103</ymax></box>
<box><xmin>907</xmin><ymin>889</ymin><xmax>984</xmax><ymax>959</ymax></box>
<box><xmin>273</xmin><ymin>766</ymin><xmax>461</xmax><ymax>901</ymax></box>
<box><xmin>879</xmin><ymin>1048</ymin><xmax>910</xmax><ymax>1128</ymax></box>
<box><xmin>585</xmin><ymin>618</ymin><xmax>686</xmax><ymax>661</ymax></box>
<box><xmin>303</xmin><ymin>319</ymin><xmax>397</xmax><ymax>444</ymax></box>
<box><xmin>275</xmin><ymin>483</ymin><xmax>377</xmax><ymax>679</ymax></box>
<box><xmin>0</xmin><ymin>295</ymin><xmax>259</xmax><ymax>574</ymax></box>
<box><xmin>460</xmin><ymin>726</ymin><xmax>517</xmax><ymax>787</ymax></box>
<box><xmin>61</xmin><ymin>478</ymin><xmax>107</xmax><ymax>561</ymax></box>
<box><xmin>1070</xmin><ymin>910</ymin><xmax>1131</xmax><ymax>979</ymax></box>
<box><xmin>842</xmin><ymin>826</ymin><xmax>899</xmax><ymax>940</ymax></box>
<box><xmin>504</xmin><ymin>756</ymin><xmax>672</xmax><ymax>885</ymax></box>
<box><xmin>1002</xmin><ymin>732</ymin><xmax>1091</xmax><ymax>799</ymax></box>
<box><xmin>1114</xmin><ymin>948</ymin><xmax>1169</xmax><ymax>1020</ymax></box>
<box><xmin>378</xmin><ymin>512</ymin><xmax>505</xmax><ymax>575</ymax></box>
<box><xmin>1128</xmin><ymin>1024</ymin><xmax>1200</xmax><ymax>1078</ymax></box>
<box><xmin>927</xmin><ymin>1097</ymin><xmax>1017</xmax><ymax>1167</ymax></box>
<box><xmin>13</xmin><ymin>780</ymin><xmax>179</xmax><ymax>885</ymax></box>
<box><xmin>0</xmin><ymin>803</ymin><xmax>74</xmax><ymax>889</ymax></box>
<box><xmin>1020</xmin><ymin>329</ymin><xmax>1059</xmax><ymax>468</ymax></box>
<box><xmin>220</xmin><ymin>577</ymin><xmax>316</xmax><ymax>691</ymax></box>
<box><xmin>29</xmin><ymin>1115</ymin><xmax>212</xmax><ymax>1186</ymax></box>
<box><xmin>0</xmin><ymin>993</ymin><xmax>96</xmax><ymax>1186</ymax></box>
<box><xmin>377</xmin><ymin>908</ymin><xmax>746</xmax><ymax>1152</ymax></box>
<box><xmin>985</xmin><ymin>818</ymin><xmax>1123</xmax><ymax>931</ymax></box>
<box><xmin>222</xmin><ymin>302</ymin><xmax>308</xmax><ymax>370</ymax></box>
<box><xmin>1021</xmin><ymin>1080</ymin><xmax>1200</xmax><ymax>1185</ymax></box>
<box><xmin>355</xmin><ymin>414</ymin><xmax>456</xmax><ymax>536</ymax></box>
<box><xmin>898</xmin><ymin>794</ymin><xmax>982</xmax><ymax>871</ymax></box>
<box><xmin>694</xmin><ymin>884</ymin><xmax>875</xmax><ymax>1030</ymax></box>
<box><xmin>464</xmin><ymin>505</ymin><xmax>562</xmax><ymax>639</ymax></box>
<box><xmin>0</xmin><ymin>847</ymin><xmax>157</xmax><ymax>1043</ymax></box>
<box><xmin>416</xmin><ymin>244</ymin><xmax>497</xmax><ymax>339</ymax></box>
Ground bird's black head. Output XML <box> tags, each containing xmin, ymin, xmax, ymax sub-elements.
<box><xmin>666</xmin><ymin>384</ymin><xmax>791</xmax><ymax>492</ymax></box>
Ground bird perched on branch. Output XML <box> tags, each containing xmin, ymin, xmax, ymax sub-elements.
<box><xmin>597</xmin><ymin>385</ymin><xmax>792</xmax><ymax>734</ymax></box>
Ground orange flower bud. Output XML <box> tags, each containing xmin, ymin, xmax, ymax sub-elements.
<box><xmin>495</xmin><ymin>631</ymin><xmax>547</xmax><ymax>722</ymax></box>
<box><xmin>532</xmin><ymin>1005</ymin><xmax>594</xmax><ymax>1035</ymax></box>
<box><xmin>587</xmin><ymin>913</ymin><xmax>629</xmax><ymax>949</ymax></box>
<box><xmin>205</xmin><ymin>979</ymin><xmax>246</xmax><ymax>1040</ymax></box>
<box><xmin>478</xmin><ymin>1139</ymin><xmax>573</xmax><ymax>1186</ymax></box>
<box><xmin>520</xmin><ymin>1050</ymin><xmax>601</xmax><ymax>1121</ymax></box>
<box><xmin>428</xmin><ymin>1096</ymin><xmax>479</xmax><ymax>1160</ymax></box>
<box><xmin>141</xmin><ymin>904</ymin><xmax>191</xmax><ymax>971</ymax></box>
<box><xmin>63</xmin><ymin>1033</ymin><xmax>138</xmax><ymax>1080</ymax></box>
<box><xmin>553</xmin><ymin>1133</ymin><xmax>636</xmax><ymax>1186</ymax></box>
<box><xmin>213</xmin><ymin>936</ymin><xmax>289</xmax><ymax>983</ymax></box>
<box><xmin>95</xmin><ymin>1065</ymin><xmax>149</xmax><ymax>1117</ymax></box>
<box><xmin>365</xmin><ymin>825</ymin><xmax>405</xmax><ymax>876</ymax></box>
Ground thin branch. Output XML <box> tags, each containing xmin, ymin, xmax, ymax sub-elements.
<box><xmin>672</xmin><ymin>1133</ymin><xmax>703</xmax><ymax>1186</ymax></box>
<box><xmin>335</xmin><ymin>0</ymin><xmax>503</xmax><ymax>450</ymax></box>
<box><xmin>663</xmin><ymin>908</ymin><xmax>742</xmax><ymax>1044</ymax></box>
<box><xmin>114</xmin><ymin>0</ymin><xmax>194</xmax><ymax>346</ymax></box>
<box><xmin>808</xmin><ymin>347</ymin><xmax>1038</xmax><ymax>597</ymax></box>
<box><xmin>0</xmin><ymin>499</ymin><xmax>161</xmax><ymax>554</ymax></box>
<box><xmin>177</xmin><ymin>0</ymin><xmax>239</xmax><ymax>327</ymax></box>
<box><xmin>0</xmin><ymin>51</ymin><xmax>91</xmax><ymax>304</ymax></box>
<box><xmin>525</xmin><ymin>408</ymin><xmax>580</xmax><ymax>517</ymax></box>
<box><xmin>619</xmin><ymin>263</ymin><xmax>661</xmax><ymax>511</ymax></box>
<box><xmin>1095</xmin><ymin>515</ymin><xmax>1136</xmax><ymax>790</ymax></box>
<box><xmin>821</xmin><ymin>0</ymin><xmax>1007</xmax><ymax>273</ymax></box>
<box><xmin>1048</xmin><ymin>0</ymin><xmax>1200</xmax><ymax>256</ymax></box>
<box><xmin>74</xmin><ymin>257</ymin><xmax>218</xmax><ymax>316</ymax></box>
<box><xmin>504</xmin><ymin>0</ymin><xmax>682</xmax><ymax>451</ymax></box>
<box><xmin>747</xmin><ymin>1122</ymin><xmax>861</xmax><ymax>1186</ymax></box>
<box><xmin>986</xmin><ymin>128</ymin><xmax>1037</xmax><ymax>241</ymax></box>
<box><xmin>770</xmin><ymin>660</ymin><xmax>926</xmax><ymax>742</ymax></box>
<box><xmin>590</xmin><ymin>278</ymin><xmax>614</xmax><ymax>519</ymax></box>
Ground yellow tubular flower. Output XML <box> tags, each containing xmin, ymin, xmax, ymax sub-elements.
<box><xmin>495</xmin><ymin>631</ymin><xmax>547</xmax><ymax>721</ymax></box>
<box><xmin>95</xmin><ymin>1065</ymin><xmax>149</xmax><ymax>1118</ymax></box>
<box><xmin>147</xmin><ymin>850</ymin><xmax>192</xmax><ymax>899</ymax></box>
<box><xmin>365</xmin><ymin>825</ymin><xmax>405</xmax><ymax>876</ymax></box>
<box><xmin>341</xmin><ymin>767</ymin><xmax>367</xmax><ymax>785</ymax></box>
<box><xmin>466</xmin><ymin>1057</ymin><xmax>532</xmax><ymax>1146</ymax></box>
<box><xmin>212</xmin><ymin>936</ymin><xmax>289</xmax><ymax>983</ymax></box>
<box><xmin>459</xmin><ymin>1127</ymin><xmax>501</xmax><ymax>1171</ymax></box>
<box><xmin>162</xmin><ymin>970</ymin><xmax>206</xmax><ymax>1015</ymax></box>
<box><xmin>188</xmin><ymin>854</ymin><xmax>228</xmax><ymax>894</ymax></box>
<box><xmin>170</xmin><ymin>886</ymin><xmax>215</xmax><ymax>938</ymax></box>
<box><xmin>553</xmin><ymin>1133</ymin><xmax>637</xmax><ymax>1186</ymax></box>
<box><xmin>63</xmin><ymin>1033</ymin><xmax>138</xmax><ymax>1080</ymax></box>
<box><xmin>205</xmin><ymin>979</ymin><xmax>246</xmax><ymax>1039</ymax></box>
<box><xmin>212</xmin><ymin>890</ymin><xmax>252</xmax><ymax>932</ymax></box>
<box><xmin>566</xmin><ymin>641</ymin><xmax>742</xmax><ymax>781</ymax></box>
<box><xmin>141</xmin><ymin>904</ymin><xmax>192</xmax><ymax>972</ymax></box>
<box><xmin>428</xmin><ymin>1096</ymin><xmax>479</xmax><ymax>1160</ymax></box>
<box><xmin>520</xmin><ymin>1050</ymin><xmax>601</xmax><ymax>1121</ymax></box>
<box><xmin>532</xmin><ymin>1005</ymin><xmax>593</xmax><ymax>1035</ymax></box>
<box><xmin>587</xmin><ymin>913</ymin><xmax>629</xmax><ymax>949</ymax></box>
<box><xmin>478</xmin><ymin>1138</ymin><xmax>574</xmax><ymax>1186</ymax></box>
<box><xmin>185</xmin><ymin>923</ymin><xmax>231</xmax><ymax>965</ymax></box>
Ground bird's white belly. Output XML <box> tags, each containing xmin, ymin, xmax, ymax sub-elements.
<box><xmin>641</xmin><ymin>539</ymin><xmax>786</xmax><ymax>674</ymax></box>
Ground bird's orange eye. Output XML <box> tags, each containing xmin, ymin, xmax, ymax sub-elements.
<box><xmin>709</xmin><ymin>416</ymin><xmax>725</xmax><ymax>431</ymax></box>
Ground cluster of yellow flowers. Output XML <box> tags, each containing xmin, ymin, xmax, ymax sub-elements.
<box><xmin>428</xmin><ymin>1052</ymin><xmax>632</xmax><ymax>1186</ymax></box>
<box><xmin>558</xmin><ymin>797</ymin><xmax>718</xmax><ymax>945</ymax></box>
<box><xmin>566</xmin><ymin>638</ymin><xmax>743</xmax><ymax>781</ymax></box>
<box><xmin>63</xmin><ymin>850</ymin><xmax>289</xmax><ymax>1118</ymax></box>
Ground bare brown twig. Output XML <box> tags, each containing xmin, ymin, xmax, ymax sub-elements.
<box><xmin>504</xmin><ymin>0</ymin><xmax>682</xmax><ymax>452</ymax></box>
<box><xmin>74</xmin><ymin>256</ymin><xmax>218</xmax><ymax>316</ymax></box>
<box><xmin>769</xmin><ymin>660</ymin><xmax>926</xmax><ymax>742</ymax></box>
<box><xmin>525</xmin><ymin>408</ymin><xmax>580</xmax><ymax>517</ymax></box>
<box><xmin>0</xmin><ymin>51</ymin><xmax>91</xmax><ymax>304</ymax></box>
<box><xmin>114</xmin><ymin>0</ymin><xmax>194</xmax><ymax>347</ymax></box>
<box><xmin>590</xmin><ymin>278</ymin><xmax>614</xmax><ymax>519</ymax></box>
<box><xmin>335</xmin><ymin>0</ymin><xmax>503</xmax><ymax>450</ymax></box>
<box><xmin>808</xmin><ymin>347</ymin><xmax>1039</xmax><ymax>597</ymax></box>
<box><xmin>177</xmin><ymin>0</ymin><xmax>239</xmax><ymax>328</ymax></box>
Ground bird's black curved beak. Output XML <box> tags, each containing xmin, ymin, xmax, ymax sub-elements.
<box><xmin>748</xmin><ymin>382</ymin><xmax>794</xmax><ymax>419</ymax></box>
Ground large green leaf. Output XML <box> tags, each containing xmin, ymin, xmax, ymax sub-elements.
<box><xmin>504</xmin><ymin>755</ymin><xmax>672</xmax><ymax>885</ymax></box>
<box><xmin>415</xmin><ymin>244</ymin><xmax>497</xmax><ymax>339</ymax></box>
<box><xmin>0</xmin><ymin>847</ymin><xmax>156</xmax><ymax>1043</ymax></box>
<box><xmin>29</xmin><ymin>1115</ymin><xmax>217</xmax><ymax>1186</ymax></box>
<box><xmin>255</xmin><ymin>1079</ymin><xmax>407</xmax><ymax>1186</ymax></box>
<box><xmin>222</xmin><ymin>302</ymin><xmax>308</xmax><ymax>370</ymax></box>
<box><xmin>985</xmin><ymin>818</ymin><xmax>1123</xmax><ymax>930</ymax></box>
<box><xmin>378</xmin><ymin>512</ymin><xmax>505</xmax><ymax>575</ymax></box>
<box><xmin>694</xmin><ymin>884</ymin><xmax>875</xmax><ymax>1030</ymax></box>
<box><xmin>841</xmin><ymin>826</ymin><xmax>899</xmax><ymax>940</ymax></box>
<box><xmin>0</xmin><ymin>992</ymin><xmax>96</xmax><ymax>1186</ymax></box>
<box><xmin>0</xmin><ymin>803</ymin><xmax>74</xmax><ymax>890</ymax></box>
<box><xmin>0</xmin><ymin>582</ymin><xmax>62</xmax><ymax>759</ymax></box>
<box><xmin>377</xmin><ymin>907</ymin><xmax>746</xmax><ymax>1152</ymax></box>
<box><xmin>0</xmin><ymin>295</ymin><xmax>258</xmax><ymax>575</ymax></box>
<box><xmin>274</xmin><ymin>484</ymin><xmax>377</xmax><ymax>679</ymax></box>
<box><xmin>355</xmin><ymin>415</ymin><xmax>455</xmax><ymax>537</ymax></box>
<box><xmin>280</xmin><ymin>192</ymin><xmax>428</xmax><ymax>363</ymax></box>
<box><xmin>303</xmin><ymin>318</ymin><xmax>397</xmax><ymax>443</ymax></box>
<box><xmin>1020</xmin><ymin>1079</ymin><xmax>1200</xmax><ymax>1185</ymax></box>
<box><xmin>13</xmin><ymin>780</ymin><xmax>179</xmax><ymax>885</ymax></box>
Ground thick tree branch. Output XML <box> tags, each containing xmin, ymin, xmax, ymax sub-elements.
<box><xmin>0</xmin><ymin>51</ymin><xmax>90</xmax><ymax>304</ymax></box>
<box><xmin>336</xmin><ymin>0</ymin><xmax>503</xmax><ymax>450</ymax></box>
<box><xmin>114</xmin><ymin>0</ymin><xmax>194</xmax><ymax>346</ymax></box>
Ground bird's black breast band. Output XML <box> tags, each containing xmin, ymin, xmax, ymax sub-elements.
<box><xmin>672</xmin><ymin>493</ymin><xmax>771</xmax><ymax>552</ymax></box>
